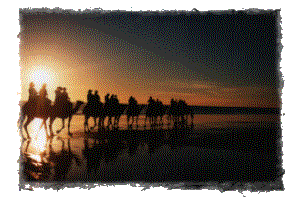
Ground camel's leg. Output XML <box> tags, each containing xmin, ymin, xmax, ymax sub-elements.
<box><xmin>84</xmin><ymin>115</ymin><xmax>89</xmax><ymax>132</ymax></box>
<box><xmin>113</xmin><ymin>116</ymin><xmax>117</xmax><ymax>128</ymax></box>
<box><xmin>134</xmin><ymin>116</ymin><xmax>138</xmax><ymax>128</ymax></box>
<box><xmin>97</xmin><ymin>117</ymin><xmax>103</xmax><ymax>131</ymax></box>
<box><xmin>114</xmin><ymin>115</ymin><xmax>120</xmax><ymax>127</ymax></box>
<box><xmin>57</xmin><ymin>118</ymin><xmax>65</xmax><ymax>134</ymax></box>
<box><xmin>91</xmin><ymin>117</ymin><xmax>97</xmax><ymax>130</ymax></box>
<box><xmin>127</xmin><ymin>115</ymin><xmax>130</xmax><ymax>127</ymax></box>
<box><xmin>106</xmin><ymin>116</ymin><xmax>110</xmax><ymax>128</ymax></box>
<box><xmin>24</xmin><ymin>116</ymin><xmax>34</xmax><ymax>140</ymax></box>
<box><xmin>42</xmin><ymin>119</ymin><xmax>49</xmax><ymax>138</ymax></box>
<box><xmin>130</xmin><ymin>116</ymin><xmax>135</xmax><ymax>128</ymax></box>
<box><xmin>101</xmin><ymin>116</ymin><xmax>105</xmax><ymax>127</ymax></box>
<box><xmin>116</xmin><ymin>115</ymin><xmax>121</xmax><ymax>128</ymax></box>
<box><xmin>132</xmin><ymin>116</ymin><xmax>135</xmax><ymax>127</ymax></box>
<box><xmin>68</xmin><ymin>116</ymin><xmax>72</xmax><ymax>136</ymax></box>
<box><xmin>144</xmin><ymin>116</ymin><xmax>148</xmax><ymax>127</ymax></box>
<box><xmin>98</xmin><ymin>116</ymin><xmax>103</xmax><ymax>129</ymax></box>
<box><xmin>40</xmin><ymin>119</ymin><xmax>48</xmax><ymax>135</ymax></box>
<box><xmin>107</xmin><ymin>116</ymin><xmax>112</xmax><ymax>129</ymax></box>
<box><xmin>167</xmin><ymin>114</ymin><xmax>170</xmax><ymax>125</ymax></box>
<box><xmin>49</xmin><ymin>117</ymin><xmax>57</xmax><ymax>137</ymax></box>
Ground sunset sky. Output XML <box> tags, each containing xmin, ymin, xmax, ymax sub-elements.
<box><xmin>19</xmin><ymin>10</ymin><xmax>280</xmax><ymax>107</ymax></box>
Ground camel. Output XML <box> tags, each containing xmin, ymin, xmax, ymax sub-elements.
<box><xmin>83</xmin><ymin>101</ymin><xmax>105</xmax><ymax>132</ymax></box>
<box><xmin>144</xmin><ymin>104</ymin><xmax>157</xmax><ymax>127</ymax></box>
<box><xmin>102</xmin><ymin>101</ymin><xmax>126</xmax><ymax>130</ymax></box>
<box><xmin>126</xmin><ymin>103</ymin><xmax>142</xmax><ymax>128</ymax></box>
<box><xmin>19</xmin><ymin>99</ymin><xmax>83</xmax><ymax>139</ymax></box>
<box><xmin>18</xmin><ymin>99</ymin><xmax>52</xmax><ymax>140</ymax></box>
<box><xmin>144</xmin><ymin>100</ymin><xmax>165</xmax><ymax>127</ymax></box>
<box><xmin>83</xmin><ymin>100</ymin><xmax>126</xmax><ymax>132</ymax></box>
<box><xmin>49</xmin><ymin>101</ymin><xmax>84</xmax><ymax>136</ymax></box>
<box><xmin>167</xmin><ymin>100</ymin><xmax>193</xmax><ymax>127</ymax></box>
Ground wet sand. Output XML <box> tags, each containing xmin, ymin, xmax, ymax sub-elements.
<box><xmin>20</xmin><ymin>121</ymin><xmax>282</xmax><ymax>186</ymax></box>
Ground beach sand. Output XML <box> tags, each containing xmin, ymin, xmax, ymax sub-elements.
<box><xmin>19</xmin><ymin>114</ymin><xmax>283</xmax><ymax>190</ymax></box>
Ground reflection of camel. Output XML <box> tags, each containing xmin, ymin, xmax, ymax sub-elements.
<box><xmin>21</xmin><ymin>137</ymin><xmax>81</xmax><ymax>182</ymax></box>
<box><xmin>49</xmin><ymin>101</ymin><xmax>84</xmax><ymax>136</ymax></box>
<box><xmin>20</xmin><ymin>139</ymin><xmax>51</xmax><ymax>182</ymax></box>
<box><xmin>48</xmin><ymin>138</ymin><xmax>81</xmax><ymax>182</ymax></box>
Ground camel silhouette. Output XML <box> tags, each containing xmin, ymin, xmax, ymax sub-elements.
<box><xmin>83</xmin><ymin>101</ymin><xmax>105</xmax><ymax>132</ymax></box>
<box><xmin>49</xmin><ymin>101</ymin><xmax>84</xmax><ymax>136</ymax></box>
<box><xmin>18</xmin><ymin>99</ymin><xmax>52</xmax><ymax>139</ymax></box>
<box><xmin>19</xmin><ymin>99</ymin><xmax>83</xmax><ymax>139</ymax></box>
<box><xmin>126</xmin><ymin>103</ymin><xmax>142</xmax><ymax>128</ymax></box>
<box><xmin>83</xmin><ymin>100</ymin><xmax>128</xmax><ymax>132</ymax></box>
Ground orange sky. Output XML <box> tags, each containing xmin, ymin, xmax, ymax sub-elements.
<box><xmin>19</xmin><ymin>12</ymin><xmax>280</xmax><ymax>108</ymax></box>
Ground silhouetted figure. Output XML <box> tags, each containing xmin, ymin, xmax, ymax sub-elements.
<box><xmin>87</xmin><ymin>90</ymin><xmax>93</xmax><ymax>105</ymax></box>
<box><xmin>111</xmin><ymin>95</ymin><xmax>123</xmax><ymax>128</ymax></box>
<box><xmin>83</xmin><ymin>90</ymin><xmax>105</xmax><ymax>132</ymax></box>
<box><xmin>144</xmin><ymin>97</ymin><xmax>157</xmax><ymax>127</ymax></box>
<box><xmin>28</xmin><ymin>82</ymin><xmax>38</xmax><ymax>104</ymax></box>
<box><xmin>54</xmin><ymin>87</ymin><xmax>63</xmax><ymax>104</ymax></box>
<box><xmin>53</xmin><ymin>86</ymin><xmax>72</xmax><ymax>116</ymax></box>
<box><xmin>94</xmin><ymin>90</ymin><xmax>100</xmax><ymax>104</ymax></box>
<box><xmin>61</xmin><ymin>87</ymin><xmax>70</xmax><ymax>103</ymax></box>
<box><xmin>39</xmin><ymin>84</ymin><xmax>48</xmax><ymax>100</ymax></box>
<box><xmin>156</xmin><ymin>99</ymin><xmax>166</xmax><ymax>126</ymax></box>
<box><xmin>105</xmin><ymin>93</ymin><xmax>110</xmax><ymax>104</ymax></box>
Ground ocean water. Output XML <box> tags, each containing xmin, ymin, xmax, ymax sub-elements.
<box><xmin>19</xmin><ymin>114</ymin><xmax>282</xmax><ymax>185</ymax></box>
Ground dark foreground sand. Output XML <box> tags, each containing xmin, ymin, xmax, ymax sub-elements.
<box><xmin>19</xmin><ymin>123</ymin><xmax>283</xmax><ymax>190</ymax></box>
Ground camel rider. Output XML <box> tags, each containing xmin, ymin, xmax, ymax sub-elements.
<box><xmin>28</xmin><ymin>82</ymin><xmax>38</xmax><ymax>103</ymax></box>
<box><xmin>148</xmin><ymin>96</ymin><xmax>154</xmax><ymax>106</ymax></box>
<box><xmin>62</xmin><ymin>87</ymin><xmax>70</xmax><ymax>103</ymax></box>
<box><xmin>129</xmin><ymin>96</ymin><xmax>134</xmax><ymax>106</ymax></box>
<box><xmin>39</xmin><ymin>84</ymin><xmax>48</xmax><ymax>100</ymax></box>
<box><xmin>55</xmin><ymin>87</ymin><xmax>63</xmax><ymax>104</ymax></box>
<box><xmin>115</xmin><ymin>95</ymin><xmax>119</xmax><ymax>104</ymax></box>
<box><xmin>87</xmin><ymin>90</ymin><xmax>93</xmax><ymax>105</ymax></box>
<box><xmin>38</xmin><ymin>84</ymin><xmax>51</xmax><ymax>108</ymax></box>
<box><xmin>94</xmin><ymin>91</ymin><xmax>100</xmax><ymax>104</ymax></box>
<box><xmin>105</xmin><ymin>93</ymin><xmax>110</xmax><ymax>105</ymax></box>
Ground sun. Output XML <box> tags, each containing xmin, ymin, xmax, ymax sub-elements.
<box><xmin>28</xmin><ymin>66</ymin><xmax>57</xmax><ymax>91</ymax></box>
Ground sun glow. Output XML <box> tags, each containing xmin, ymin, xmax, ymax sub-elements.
<box><xmin>28</xmin><ymin>119</ymin><xmax>48</xmax><ymax>155</ymax></box>
<box><xmin>28</xmin><ymin>66</ymin><xmax>57</xmax><ymax>91</ymax></box>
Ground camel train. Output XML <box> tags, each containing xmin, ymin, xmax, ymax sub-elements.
<box><xmin>18</xmin><ymin>83</ymin><xmax>194</xmax><ymax>139</ymax></box>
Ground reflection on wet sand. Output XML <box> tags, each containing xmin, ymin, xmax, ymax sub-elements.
<box><xmin>19</xmin><ymin>113</ymin><xmax>282</xmax><ymax>189</ymax></box>
<box><xmin>20</xmin><ymin>125</ymin><xmax>193</xmax><ymax>182</ymax></box>
<box><xmin>21</xmin><ymin>137</ymin><xmax>81</xmax><ymax>182</ymax></box>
